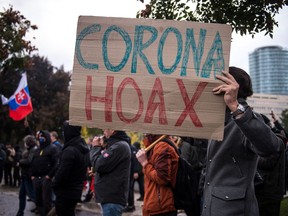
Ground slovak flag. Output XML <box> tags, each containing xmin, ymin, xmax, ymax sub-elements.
<box><xmin>1</xmin><ymin>72</ymin><xmax>33</xmax><ymax>121</ymax></box>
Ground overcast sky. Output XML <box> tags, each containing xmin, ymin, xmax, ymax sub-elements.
<box><xmin>2</xmin><ymin>0</ymin><xmax>288</xmax><ymax>73</ymax></box>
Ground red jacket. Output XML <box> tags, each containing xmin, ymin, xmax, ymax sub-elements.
<box><xmin>142</xmin><ymin>139</ymin><xmax>179</xmax><ymax>216</ymax></box>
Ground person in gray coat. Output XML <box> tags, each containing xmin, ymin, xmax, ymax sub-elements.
<box><xmin>201</xmin><ymin>67</ymin><xmax>284</xmax><ymax>216</ymax></box>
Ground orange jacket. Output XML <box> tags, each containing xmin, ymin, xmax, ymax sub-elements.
<box><xmin>142</xmin><ymin>140</ymin><xmax>179</xmax><ymax>216</ymax></box>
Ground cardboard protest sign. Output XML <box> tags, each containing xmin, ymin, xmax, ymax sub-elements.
<box><xmin>69</xmin><ymin>16</ymin><xmax>232</xmax><ymax>140</ymax></box>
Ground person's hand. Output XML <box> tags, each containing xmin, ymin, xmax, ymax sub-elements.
<box><xmin>92</xmin><ymin>136</ymin><xmax>103</xmax><ymax>147</ymax></box>
<box><xmin>212</xmin><ymin>71</ymin><xmax>239</xmax><ymax>112</ymax></box>
<box><xmin>36</xmin><ymin>131</ymin><xmax>41</xmax><ymax>139</ymax></box>
<box><xmin>24</xmin><ymin>118</ymin><xmax>29</xmax><ymax>128</ymax></box>
<box><xmin>136</xmin><ymin>149</ymin><xmax>148</xmax><ymax>167</ymax></box>
<box><xmin>45</xmin><ymin>175</ymin><xmax>50</xmax><ymax>180</ymax></box>
<box><xmin>270</xmin><ymin>111</ymin><xmax>276</xmax><ymax>121</ymax></box>
<box><xmin>133</xmin><ymin>172</ymin><xmax>139</xmax><ymax>179</ymax></box>
<box><xmin>88</xmin><ymin>167</ymin><xmax>94</xmax><ymax>177</ymax></box>
<box><xmin>31</xmin><ymin>176</ymin><xmax>35</xmax><ymax>180</ymax></box>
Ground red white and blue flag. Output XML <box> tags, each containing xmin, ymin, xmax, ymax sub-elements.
<box><xmin>1</xmin><ymin>73</ymin><xmax>33</xmax><ymax>121</ymax></box>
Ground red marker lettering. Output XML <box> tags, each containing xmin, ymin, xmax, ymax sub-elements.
<box><xmin>175</xmin><ymin>80</ymin><xmax>207</xmax><ymax>127</ymax></box>
<box><xmin>116</xmin><ymin>78</ymin><xmax>144</xmax><ymax>123</ymax></box>
<box><xmin>85</xmin><ymin>75</ymin><xmax>114</xmax><ymax>121</ymax></box>
<box><xmin>144</xmin><ymin>77</ymin><xmax>168</xmax><ymax>124</ymax></box>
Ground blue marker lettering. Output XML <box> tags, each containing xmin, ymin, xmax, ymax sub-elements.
<box><xmin>181</xmin><ymin>28</ymin><xmax>206</xmax><ymax>77</ymax></box>
<box><xmin>76</xmin><ymin>24</ymin><xmax>101</xmax><ymax>70</ymax></box>
<box><xmin>158</xmin><ymin>27</ymin><xmax>182</xmax><ymax>75</ymax></box>
<box><xmin>131</xmin><ymin>25</ymin><xmax>158</xmax><ymax>74</ymax></box>
<box><xmin>103</xmin><ymin>25</ymin><xmax>132</xmax><ymax>72</ymax></box>
<box><xmin>201</xmin><ymin>31</ymin><xmax>225</xmax><ymax>78</ymax></box>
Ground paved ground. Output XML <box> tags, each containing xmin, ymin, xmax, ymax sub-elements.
<box><xmin>0</xmin><ymin>182</ymin><xmax>189</xmax><ymax>216</ymax></box>
<box><xmin>0</xmin><ymin>184</ymin><xmax>143</xmax><ymax>216</ymax></box>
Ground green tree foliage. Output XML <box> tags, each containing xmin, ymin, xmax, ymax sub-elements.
<box><xmin>280</xmin><ymin>109</ymin><xmax>288</xmax><ymax>132</ymax></box>
<box><xmin>137</xmin><ymin>0</ymin><xmax>288</xmax><ymax>37</ymax></box>
<box><xmin>0</xmin><ymin>6</ymin><xmax>72</xmax><ymax>145</ymax></box>
<box><xmin>27</xmin><ymin>55</ymin><xmax>71</xmax><ymax>132</ymax></box>
<box><xmin>0</xmin><ymin>5</ymin><xmax>37</xmax><ymax>73</ymax></box>
<box><xmin>0</xmin><ymin>55</ymin><xmax>71</xmax><ymax>145</ymax></box>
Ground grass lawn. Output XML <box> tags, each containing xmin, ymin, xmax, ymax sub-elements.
<box><xmin>280</xmin><ymin>197</ymin><xmax>288</xmax><ymax>216</ymax></box>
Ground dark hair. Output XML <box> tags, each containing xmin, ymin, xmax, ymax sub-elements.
<box><xmin>23</xmin><ymin>135</ymin><xmax>37</xmax><ymax>147</ymax></box>
<box><xmin>133</xmin><ymin>142</ymin><xmax>141</xmax><ymax>149</ymax></box>
<box><xmin>229</xmin><ymin>67</ymin><xmax>253</xmax><ymax>99</ymax></box>
<box><xmin>63</xmin><ymin>120</ymin><xmax>81</xmax><ymax>142</ymax></box>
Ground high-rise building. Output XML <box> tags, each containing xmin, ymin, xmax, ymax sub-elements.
<box><xmin>249</xmin><ymin>46</ymin><xmax>288</xmax><ymax>95</ymax></box>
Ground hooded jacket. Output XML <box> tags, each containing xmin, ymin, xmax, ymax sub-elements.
<box><xmin>90</xmin><ymin>131</ymin><xmax>131</xmax><ymax>206</ymax></box>
<box><xmin>30</xmin><ymin>130</ymin><xmax>58</xmax><ymax>178</ymax></box>
<box><xmin>142</xmin><ymin>136</ymin><xmax>178</xmax><ymax>216</ymax></box>
<box><xmin>53</xmin><ymin>122</ymin><xmax>90</xmax><ymax>200</ymax></box>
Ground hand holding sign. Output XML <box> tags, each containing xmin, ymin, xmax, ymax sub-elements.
<box><xmin>213</xmin><ymin>71</ymin><xmax>239</xmax><ymax>113</ymax></box>
<box><xmin>136</xmin><ymin>149</ymin><xmax>148</xmax><ymax>167</ymax></box>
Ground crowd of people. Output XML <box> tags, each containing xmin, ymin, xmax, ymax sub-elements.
<box><xmin>0</xmin><ymin>66</ymin><xmax>288</xmax><ymax>216</ymax></box>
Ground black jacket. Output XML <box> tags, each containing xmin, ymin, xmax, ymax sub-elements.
<box><xmin>255</xmin><ymin>134</ymin><xmax>286</xmax><ymax>201</ymax></box>
<box><xmin>0</xmin><ymin>144</ymin><xmax>6</xmax><ymax>162</ymax></box>
<box><xmin>90</xmin><ymin>131</ymin><xmax>131</xmax><ymax>206</ymax></box>
<box><xmin>30</xmin><ymin>130</ymin><xmax>58</xmax><ymax>178</ymax></box>
<box><xmin>53</xmin><ymin>122</ymin><xmax>90</xmax><ymax>201</ymax></box>
<box><xmin>130</xmin><ymin>144</ymin><xmax>139</xmax><ymax>176</ymax></box>
<box><xmin>19</xmin><ymin>144</ymin><xmax>38</xmax><ymax>177</ymax></box>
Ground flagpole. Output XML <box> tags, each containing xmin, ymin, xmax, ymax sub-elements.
<box><xmin>144</xmin><ymin>135</ymin><xmax>167</xmax><ymax>152</ymax></box>
<box><xmin>176</xmin><ymin>137</ymin><xmax>182</xmax><ymax>148</ymax></box>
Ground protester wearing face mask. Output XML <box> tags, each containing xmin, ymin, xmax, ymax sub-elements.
<box><xmin>30</xmin><ymin>130</ymin><xmax>58</xmax><ymax>215</ymax></box>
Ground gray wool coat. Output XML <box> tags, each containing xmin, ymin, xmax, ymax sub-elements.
<box><xmin>201</xmin><ymin>105</ymin><xmax>283</xmax><ymax>216</ymax></box>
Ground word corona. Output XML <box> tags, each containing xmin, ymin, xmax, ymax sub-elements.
<box><xmin>76</xmin><ymin>24</ymin><xmax>225</xmax><ymax>79</ymax></box>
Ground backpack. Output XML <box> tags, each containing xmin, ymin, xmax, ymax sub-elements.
<box><xmin>162</xmin><ymin>138</ymin><xmax>198</xmax><ymax>210</ymax></box>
